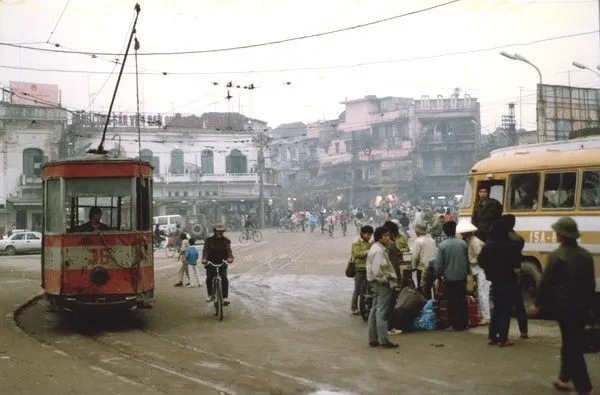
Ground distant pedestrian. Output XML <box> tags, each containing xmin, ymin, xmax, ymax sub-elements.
<box><xmin>531</xmin><ymin>217</ymin><xmax>595</xmax><ymax>395</ymax></box>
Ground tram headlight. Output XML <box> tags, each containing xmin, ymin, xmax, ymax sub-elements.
<box><xmin>89</xmin><ymin>267</ymin><xmax>110</xmax><ymax>286</ymax></box>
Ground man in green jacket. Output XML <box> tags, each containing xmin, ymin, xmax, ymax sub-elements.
<box><xmin>350</xmin><ymin>225</ymin><xmax>374</xmax><ymax>315</ymax></box>
<box><xmin>532</xmin><ymin>217</ymin><xmax>595</xmax><ymax>395</ymax></box>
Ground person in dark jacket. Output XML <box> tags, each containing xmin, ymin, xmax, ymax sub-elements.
<box><xmin>201</xmin><ymin>224</ymin><xmax>234</xmax><ymax>305</ymax></box>
<box><xmin>471</xmin><ymin>186</ymin><xmax>502</xmax><ymax>242</ymax></box>
<box><xmin>501</xmin><ymin>214</ymin><xmax>529</xmax><ymax>339</ymax></box>
<box><xmin>435</xmin><ymin>221</ymin><xmax>470</xmax><ymax>331</ymax></box>
<box><xmin>478</xmin><ymin>219</ymin><xmax>522</xmax><ymax>347</ymax></box>
<box><xmin>532</xmin><ymin>217</ymin><xmax>595</xmax><ymax>395</ymax></box>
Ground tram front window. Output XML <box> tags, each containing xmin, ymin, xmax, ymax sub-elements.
<box><xmin>66</xmin><ymin>178</ymin><xmax>133</xmax><ymax>232</ymax></box>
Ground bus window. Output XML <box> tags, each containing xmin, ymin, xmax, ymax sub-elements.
<box><xmin>542</xmin><ymin>172</ymin><xmax>577</xmax><ymax>209</ymax></box>
<box><xmin>65</xmin><ymin>178</ymin><xmax>133</xmax><ymax>232</ymax></box>
<box><xmin>581</xmin><ymin>170</ymin><xmax>600</xmax><ymax>208</ymax></box>
<box><xmin>459</xmin><ymin>178</ymin><xmax>473</xmax><ymax>208</ymax></box>
<box><xmin>45</xmin><ymin>179</ymin><xmax>63</xmax><ymax>232</ymax></box>
<box><xmin>508</xmin><ymin>173</ymin><xmax>540</xmax><ymax>210</ymax></box>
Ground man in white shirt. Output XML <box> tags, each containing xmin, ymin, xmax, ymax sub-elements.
<box><xmin>411</xmin><ymin>222</ymin><xmax>437</xmax><ymax>291</ymax></box>
<box><xmin>366</xmin><ymin>226</ymin><xmax>399</xmax><ymax>349</ymax></box>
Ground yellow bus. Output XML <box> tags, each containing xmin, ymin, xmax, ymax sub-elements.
<box><xmin>458</xmin><ymin>138</ymin><xmax>600</xmax><ymax>304</ymax></box>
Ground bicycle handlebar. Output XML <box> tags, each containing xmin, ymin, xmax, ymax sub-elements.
<box><xmin>205</xmin><ymin>260</ymin><xmax>228</xmax><ymax>267</ymax></box>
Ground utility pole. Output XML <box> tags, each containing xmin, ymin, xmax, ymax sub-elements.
<box><xmin>349</xmin><ymin>131</ymin><xmax>356</xmax><ymax>209</ymax></box>
<box><xmin>518</xmin><ymin>86</ymin><xmax>523</xmax><ymax>130</ymax></box>
<box><xmin>256</xmin><ymin>131</ymin><xmax>268</xmax><ymax>229</ymax></box>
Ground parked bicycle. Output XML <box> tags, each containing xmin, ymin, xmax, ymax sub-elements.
<box><xmin>205</xmin><ymin>260</ymin><xmax>228</xmax><ymax>321</ymax></box>
<box><xmin>239</xmin><ymin>226</ymin><xmax>263</xmax><ymax>244</ymax></box>
<box><xmin>358</xmin><ymin>275</ymin><xmax>373</xmax><ymax>322</ymax></box>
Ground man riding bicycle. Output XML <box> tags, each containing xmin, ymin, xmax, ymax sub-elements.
<box><xmin>201</xmin><ymin>224</ymin><xmax>234</xmax><ymax>305</ymax></box>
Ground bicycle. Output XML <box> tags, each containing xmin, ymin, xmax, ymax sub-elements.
<box><xmin>239</xmin><ymin>226</ymin><xmax>263</xmax><ymax>244</ymax></box>
<box><xmin>358</xmin><ymin>275</ymin><xmax>373</xmax><ymax>322</ymax></box>
<box><xmin>340</xmin><ymin>221</ymin><xmax>347</xmax><ymax>237</ymax></box>
<box><xmin>165</xmin><ymin>237</ymin><xmax>181</xmax><ymax>258</ymax></box>
<box><xmin>327</xmin><ymin>222</ymin><xmax>334</xmax><ymax>238</ymax></box>
<box><xmin>205</xmin><ymin>260</ymin><xmax>228</xmax><ymax>321</ymax></box>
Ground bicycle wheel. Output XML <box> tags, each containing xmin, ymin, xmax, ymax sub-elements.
<box><xmin>215</xmin><ymin>280</ymin><xmax>224</xmax><ymax>321</ymax></box>
<box><xmin>359</xmin><ymin>294</ymin><xmax>370</xmax><ymax>322</ymax></box>
<box><xmin>239</xmin><ymin>232</ymin><xmax>249</xmax><ymax>244</ymax></box>
<box><xmin>252</xmin><ymin>230</ymin><xmax>262</xmax><ymax>242</ymax></box>
<box><xmin>165</xmin><ymin>246</ymin><xmax>176</xmax><ymax>258</ymax></box>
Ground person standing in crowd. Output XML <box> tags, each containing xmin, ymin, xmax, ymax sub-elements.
<box><xmin>471</xmin><ymin>186</ymin><xmax>503</xmax><ymax>242</ymax></box>
<box><xmin>383</xmin><ymin>220</ymin><xmax>409</xmax><ymax>285</ymax></box>
<box><xmin>455</xmin><ymin>220</ymin><xmax>490</xmax><ymax>326</ymax></box>
<box><xmin>366</xmin><ymin>226</ymin><xmax>399</xmax><ymax>349</ymax></box>
<box><xmin>411</xmin><ymin>222</ymin><xmax>437</xmax><ymax>293</ymax></box>
<box><xmin>350</xmin><ymin>225</ymin><xmax>374</xmax><ymax>315</ymax></box>
<box><xmin>502</xmin><ymin>214</ymin><xmax>529</xmax><ymax>339</ymax></box>
<box><xmin>443</xmin><ymin>208</ymin><xmax>454</xmax><ymax>222</ymax></box>
<box><xmin>478</xmin><ymin>220</ymin><xmax>522</xmax><ymax>347</ymax></box>
<box><xmin>532</xmin><ymin>217</ymin><xmax>595</xmax><ymax>395</ymax></box>
<box><xmin>435</xmin><ymin>221</ymin><xmax>470</xmax><ymax>331</ymax></box>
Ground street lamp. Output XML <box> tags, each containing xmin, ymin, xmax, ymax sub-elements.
<box><xmin>572</xmin><ymin>61</ymin><xmax>600</xmax><ymax>78</ymax></box>
<box><xmin>500</xmin><ymin>52</ymin><xmax>545</xmax><ymax>143</ymax></box>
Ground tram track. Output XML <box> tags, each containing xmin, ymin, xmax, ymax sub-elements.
<box><xmin>14</xmin><ymin>296</ymin><xmax>346</xmax><ymax>395</ymax></box>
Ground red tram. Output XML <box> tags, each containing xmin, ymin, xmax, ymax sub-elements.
<box><xmin>41</xmin><ymin>154</ymin><xmax>154</xmax><ymax>311</ymax></box>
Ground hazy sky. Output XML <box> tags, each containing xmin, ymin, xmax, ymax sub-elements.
<box><xmin>1</xmin><ymin>0</ymin><xmax>599</xmax><ymax>132</ymax></box>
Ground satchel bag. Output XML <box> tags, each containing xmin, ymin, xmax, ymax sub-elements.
<box><xmin>345</xmin><ymin>261</ymin><xmax>356</xmax><ymax>278</ymax></box>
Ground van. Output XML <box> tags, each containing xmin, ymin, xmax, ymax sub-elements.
<box><xmin>153</xmin><ymin>215</ymin><xmax>183</xmax><ymax>234</ymax></box>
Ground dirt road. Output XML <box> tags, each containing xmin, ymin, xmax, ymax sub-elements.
<box><xmin>4</xmin><ymin>228</ymin><xmax>600</xmax><ymax>394</ymax></box>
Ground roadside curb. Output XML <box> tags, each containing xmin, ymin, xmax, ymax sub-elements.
<box><xmin>6</xmin><ymin>291</ymin><xmax>45</xmax><ymax>335</ymax></box>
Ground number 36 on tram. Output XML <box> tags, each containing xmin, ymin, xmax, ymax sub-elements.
<box><xmin>41</xmin><ymin>154</ymin><xmax>154</xmax><ymax>311</ymax></box>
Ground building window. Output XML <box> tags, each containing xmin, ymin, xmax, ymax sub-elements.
<box><xmin>183</xmin><ymin>191</ymin><xmax>188</xmax><ymax>197</ymax></box>
<box><xmin>508</xmin><ymin>173</ymin><xmax>540</xmax><ymax>210</ymax></box>
<box><xmin>334</xmin><ymin>142</ymin><xmax>340</xmax><ymax>154</ymax></box>
<box><xmin>170</xmin><ymin>149</ymin><xmax>184</xmax><ymax>175</ymax></box>
<box><xmin>542</xmin><ymin>172</ymin><xmax>576</xmax><ymax>209</ymax></box>
<box><xmin>226</xmin><ymin>149</ymin><xmax>247</xmax><ymax>174</ymax></box>
<box><xmin>201</xmin><ymin>150</ymin><xmax>214</xmax><ymax>174</ymax></box>
<box><xmin>22</xmin><ymin>148</ymin><xmax>46</xmax><ymax>177</ymax></box>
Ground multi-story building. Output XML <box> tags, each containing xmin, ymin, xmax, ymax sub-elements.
<box><xmin>411</xmin><ymin>93</ymin><xmax>481</xmax><ymax>199</ymax></box>
<box><xmin>0</xmin><ymin>101</ymin><xmax>68</xmax><ymax>233</ymax></box>
<box><xmin>74</xmin><ymin>112</ymin><xmax>277</xmax><ymax>227</ymax></box>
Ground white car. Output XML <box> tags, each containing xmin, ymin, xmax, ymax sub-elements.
<box><xmin>0</xmin><ymin>231</ymin><xmax>42</xmax><ymax>255</ymax></box>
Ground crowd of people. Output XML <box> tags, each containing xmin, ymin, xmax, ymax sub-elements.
<box><xmin>346</xmin><ymin>186</ymin><xmax>596</xmax><ymax>395</ymax></box>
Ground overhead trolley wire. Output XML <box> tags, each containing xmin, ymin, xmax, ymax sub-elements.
<box><xmin>0</xmin><ymin>0</ymin><xmax>462</xmax><ymax>57</ymax></box>
<box><xmin>1</xmin><ymin>30</ymin><xmax>596</xmax><ymax>76</ymax></box>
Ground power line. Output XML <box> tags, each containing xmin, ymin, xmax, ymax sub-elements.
<box><xmin>2</xmin><ymin>30</ymin><xmax>596</xmax><ymax>77</ymax></box>
<box><xmin>46</xmin><ymin>0</ymin><xmax>72</xmax><ymax>44</ymax></box>
<box><xmin>0</xmin><ymin>0</ymin><xmax>462</xmax><ymax>57</ymax></box>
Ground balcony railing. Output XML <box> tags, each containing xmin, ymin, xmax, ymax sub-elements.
<box><xmin>155</xmin><ymin>172</ymin><xmax>259</xmax><ymax>184</ymax></box>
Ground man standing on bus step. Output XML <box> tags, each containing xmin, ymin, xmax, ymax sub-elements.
<box><xmin>531</xmin><ymin>217</ymin><xmax>595</xmax><ymax>395</ymax></box>
<box><xmin>471</xmin><ymin>186</ymin><xmax>502</xmax><ymax>242</ymax></box>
